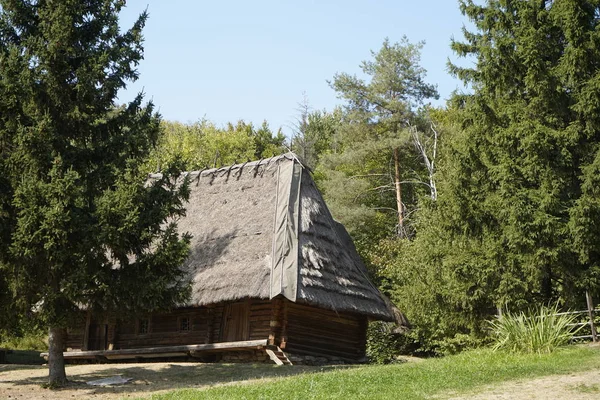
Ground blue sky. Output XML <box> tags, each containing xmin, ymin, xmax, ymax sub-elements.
<box><xmin>118</xmin><ymin>1</ymin><xmax>471</xmax><ymax>136</ymax></box>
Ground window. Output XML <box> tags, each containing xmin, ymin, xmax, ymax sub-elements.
<box><xmin>138</xmin><ymin>319</ymin><xmax>149</xmax><ymax>335</ymax></box>
<box><xmin>179</xmin><ymin>317</ymin><xmax>190</xmax><ymax>332</ymax></box>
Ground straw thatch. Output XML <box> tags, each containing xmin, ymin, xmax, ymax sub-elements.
<box><xmin>168</xmin><ymin>153</ymin><xmax>395</xmax><ymax>322</ymax></box>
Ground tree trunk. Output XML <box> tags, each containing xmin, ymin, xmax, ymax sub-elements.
<box><xmin>540</xmin><ymin>265</ymin><xmax>553</xmax><ymax>302</ymax></box>
<box><xmin>394</xmin><ymin>147</ymin><xmax>405</xmax><ymax>238</ymax></box>
<box><xmin>48</xmin><ymin>326</ymin><xmax>67</xmax><ymax>387</ymax></box>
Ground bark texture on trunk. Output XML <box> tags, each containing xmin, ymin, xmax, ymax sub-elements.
<box><xmin>393</xmin><ymin>147</ymin><xmax>404</xmax><ymax>238</ymax></box>
<box><xmin>48</xmin><ymin>326</ymin><xmax>67</xmax><ymax>387</ymax></box>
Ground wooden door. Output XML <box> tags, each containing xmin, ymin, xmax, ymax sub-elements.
<box><xmin>88</xmin><ymin>324</ymin><xmax>107</xmax><ymax>350</ymax></box>
<box><xmin>223</xmin><ymin>302</ymin><xmax>249</xmax><ymax>342</ymax></box>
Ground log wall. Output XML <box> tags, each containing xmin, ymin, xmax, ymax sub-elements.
<box><xmin>249</xmin><ymin>300</ymin><xmax>272</xmax><ymax>340</ymax></box>
<box><xmin>66</xmin><ymin>298</ymin><xmax>368</xmax><ymax>364</ymax></box>
<box><xmin>284</xmin><ymin>301</ymin><xmax>368</xmax><ymax>362</ymax></box>
<box><xmin>92</xmin><ymin>299</ymin><xmax>273</xmax><ymax>350</ymax></box>
<box><xmin>65</xmin><ymin>327</ymin><xmax>85</xmax><ymax>351</ymax></box>
<box><xmin>115</xmin><ymin>306</ymin><xmax>218</xmax><ymax>349</ymax></box>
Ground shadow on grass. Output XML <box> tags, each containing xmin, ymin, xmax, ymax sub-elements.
<box><xmin>1</xmin><ymin>361</ymin><xmax>355</xmax><ymax>397</ymax></box>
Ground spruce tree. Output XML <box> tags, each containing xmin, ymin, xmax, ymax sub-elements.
<box><xmin>0</xmin><ymin>1</ymin><xmax>190</xmax><ymax>385</ymax></box>
<box><xmin>447</xmin><ymin>0</ymin><xmax>600</xmax><ymax>306</ymax></box>
<box><xmin>382</xmin><ymin>0</ymin><xmax>600</xmax><ymax>352</ymax></box>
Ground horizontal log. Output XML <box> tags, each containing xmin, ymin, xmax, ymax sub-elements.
<box><xmin>41</xmin><ymin>339</ymin><xmax>269</xmax><ymax>359</ymax></box>
<box><xmin>287</xmin><ymin>336</ymin><xmax>361</xmax><ymax>354</ymax></box>
<box><xmin>250</xmin><ymin>319</ymin><xmax>270</xmax><ymax>325</ymax></box>
<box><xmin>249</xmin><ymin>310</ymin><xmax>273</xmax><ymax>318</ymax></box>
<box><xmin>287</xmin><ymin>321</ymin><xmax>360</xmax><ymax>337</ymax></box>
<box><xmin>250</xmin><ymin>328</ymin><xmax>271</xmax><ymax>334</ymax></box>
<box><xmin>286</xmin><ymin>311</ymin><xmax>360</xmax><ymax>327</ymax></box>
<box><xmin>106</xmin><ymin>352</ymin><xmax>186</xmax><ymax>360</ymax></box>
<box><xmin>286</xmin><ymin>343</ymin><xmax>362</xmax><ymax>360</ymax></box>
<box><xmin>287</xmin><ymin>303</ymin><xmax>361</xmax><ymax>321</ymax></box>
<box><xmin>249</xmin><ymin>333</ymin><xmax>270</xmax><ymax>340</ymax></box>
<box><xmin>286</xmin><ymin>329</ymin><xmax>361</xmax><ymax>347</ymax></box>
<box><xmin>287</xmin><ymin>319</ymin><xmax>361</xmax><ymax>333</ymax></box>
<box><xmin>116</xmin><ymin>332</ymin><xmax>208</xmax><ymax>341</ymax></box>
<box><xmin>250</xmin><ymin>303</ymin><xmax>272</xmax><ymax>311</ymax></box>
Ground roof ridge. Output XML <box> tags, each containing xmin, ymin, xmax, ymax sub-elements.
<box><xmin>148</xmin><ymin>152</ymin><xmax>305</xmax><ymax>180</ymax></box>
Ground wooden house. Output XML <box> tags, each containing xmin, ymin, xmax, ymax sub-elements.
<box><xmin>51</xmin><ymin>153</ymin><xmax>399</xmax><ymax>364</ymax></box>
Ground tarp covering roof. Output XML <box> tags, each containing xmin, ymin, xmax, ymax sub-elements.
<box><xmin>163</xmin><ymin>153</ymin><xmax>395</xmax><ymax>321</ymax></box>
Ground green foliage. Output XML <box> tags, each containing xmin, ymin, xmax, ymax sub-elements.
<box><xmin>489</xmin><ymin>304</ymin><xmax>581</xmax><ymax>354</ymax></box>
<box><xmin>290</xmin><ymin>96</ymin><xmax>342</xmax><ymax>171</ymax></box>
<box><xmin>0</xmin><ymin>331</ymin><xmax>47</xmax><ymax>351</ymax></box>
<box><xmin>0</xmin><ymin>0</ymin><xmax>192</xmax><ymax>383</ymax></box>
<box><xmin>146</xmin><ymin>119</ymin><xmax>286</xmax><ymax>173</ymax></box>
<box><xmin>370</xmin><ymin>231</ymin><xmax>491</xmax><ymax>355</ymax></box>
<box><xmin>378</xmin><ymin>0</ymin><xmax>600</xmax><ymax>355</ymax></box>
<box><xmin>330</xmin><ymin>37</ymin><xmax>438</xmax><ymax>122</ymax></box>
<box><xmin>148</xmin><ymin>346</ymin><xmax>600</xmax><ymax>400</ymax></box>
<box><xmin>0</xmin><ymin>311</ymin><xmax>47</xmax><ymax>351</ymax></box>
<box><xmin>444</xmin><ymin>0</ymin><xmax>600</xmax><ymax>302</ymax></box>
<box><xmin>250</xmin><ymin>120</ymin><xmax>287</xmax><ymax>159</ymax></box>
<box><xmin>322</xmin><ymin>37</ymin><xmax>439</xmax><ymax>241</ymax></box>
<box><xmin>366</xmin><ymin>321</ymin><xmax>406</xmax><ymax>364</ymax></box>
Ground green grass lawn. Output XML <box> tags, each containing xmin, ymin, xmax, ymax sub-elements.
<box><xmin>146</xmin><ymin>345</ymin><xmax>600</xmax><ymax>400</ymax></box>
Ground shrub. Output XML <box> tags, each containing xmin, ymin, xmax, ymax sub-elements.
<box><xmin>488</xmin><ymin>304</ymin><xmax>581</xmax><ymax>354</ymax></box>
<box><xmin>0</xmin><ymin>331</ymin><xmax>48</xmax><ymax>351</ymax></box>
<box><xmin>366</xmin><ymin>321</ymin><xmax>407</xmax><ymax>364</ymax></box>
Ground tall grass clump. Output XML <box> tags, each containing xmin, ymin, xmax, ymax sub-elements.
<box><xmin>488</xmin><ymin>304</ymin><xmax>581</xmax><ymax>354</ymax></box>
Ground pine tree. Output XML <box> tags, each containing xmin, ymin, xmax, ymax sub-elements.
<box><xmin>0</xmin><ymin>1</ymin><xmax>190</xmax><ymax>385</ymax></box>
<box><xmin>323</xmin><ymin>37</ymin><xmax>438</xmax><ymax>241</ymax></box>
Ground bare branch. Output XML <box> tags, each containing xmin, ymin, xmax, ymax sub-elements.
<box><xmin>407</xmin><ymin>120</ymin><xmax>438</xmax><ymax>200</ymax></box>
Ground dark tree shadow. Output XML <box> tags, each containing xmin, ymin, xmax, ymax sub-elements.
<box><xmin>1</xmin><ymin>361</ymin><xmax>357</xmax><ymax>397</ymax></box>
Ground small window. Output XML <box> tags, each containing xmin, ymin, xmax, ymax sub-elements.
<box><xmin>179</xmin><ymin>317</ymin><xmax>190</xmax><ymax>332</ymax></box>
<box><xmin>138</xmin><ymin>319</ymin><xmax>149</xmax><ymax>335</ymax></box>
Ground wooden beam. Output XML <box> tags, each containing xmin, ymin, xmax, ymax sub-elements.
<box><xmin>40</xmin><ymin>339</ymin><xmax>269</xmax><ymax>360</ymax></box>
<box><xmin>586</xmin><ymin>291</ymin><xmax>598</xmax><ymax>343</ymax></box>
<box><xmin>280</xmin><ymin>300</ymin><xmax>288</xmax><ymax>349</ymax></box>
<box><xmin>106</xmin><ymin>352</ymin><xmax>187</xmax><ymax>360</ymax></box>
<box><xmin>268</xmin><ymin>297</ymin><xmax>282</xmax><ymax>346</ymax></box>
<box><xmin>265</xmin><ymin>348</ymin><xmax>284</xmax><ymax>365</ymax></box>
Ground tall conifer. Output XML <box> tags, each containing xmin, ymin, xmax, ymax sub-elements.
<box><xmin>0</xmin><ymin>1</ymin><xmax>190</xmax><ymax>385</ymax></box>
<box><xmin>386</xmin><ymin>0</ymin><xmax>600</xmax><ymax>352</ymax></box>
<box><xmin>448</xmin><ymin>0</ymin><xmax>600</xmax><ymax>305</ymax></box>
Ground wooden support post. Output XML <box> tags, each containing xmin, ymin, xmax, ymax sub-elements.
<box><xmin>107</xmin><ymin>320</ymin><xmax>116</xmax><ymax>351</ymax></box>
<box><xmin>268</xmin><ymin>298</ymin><xmax>282</xmax><ymax>346</ymax></box>
<box><xmin>586</xmin><ymin>291</ymin><xmax>597</xmax><ymax>343</ymax></box>
<box><xmin>280</xmin><ymin>300</ymin><xmax>288</xmax><ymax>349</ymax></box>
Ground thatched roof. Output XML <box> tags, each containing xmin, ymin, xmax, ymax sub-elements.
<box><xmin>166</xmin><ymin>153</ymin><xmax>395</xmax><ymax>321</ymax></box>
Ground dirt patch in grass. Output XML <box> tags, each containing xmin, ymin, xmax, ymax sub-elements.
<box><xmin>0</xmin><ymin>362</ymin><xmax>340</xmax><ymax>399</ymax></box>
<box><xmin>450</xmin><ymin>369</ymin><xmax>600</xmax><ymax>400</ymax></box>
